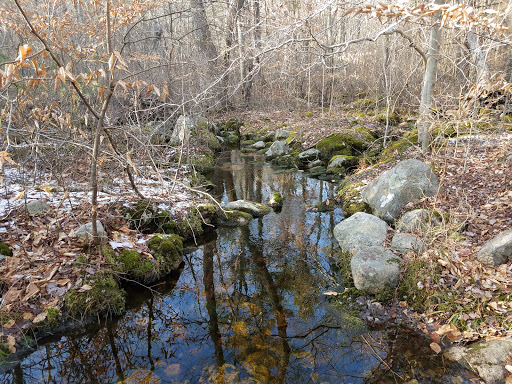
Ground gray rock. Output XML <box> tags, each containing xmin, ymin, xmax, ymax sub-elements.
<box><xmin>361</xmin><ymin>159</ymin><xmax>439</xmax><ymax>223</ymax></box>
<box><xmin>265</xmin><ymin>141</ymin><xmax>289</xmax><ymax>159</ymax></box>
<box><xmin>25</xmin><ymin>200</ymin><xmax>50</xmax><ymax>215</ymax></box>
<box><xmin>476</xmin><ymin>230</ymin><xmax>512</xmax><ymax>266</ymax></box>
<box><xmin>444</xmin><ymin>338</ymin><xmax>512</xmax><ymax>384</ymax></box>
<box><xmin>396</xmin><ymin>208</ymin><xmax>441</xmax><ymax>233</ymax></box>
<box><xmin>328</xmin><ymin>156</ymin><xmax>348</xmax><ymax>168</ymax></box>
<box><xmin>73</xmin><ymin>220</ymin><xmax>107</xmax><ymax>241</ymax></box>
<box><xmin>224</xmin><ymin>200</ymin><xmax>271</xmax><ymax>217</ymax></box>
<box><xmin>351</xmin><ymin>246</ymin><xmax>402</xmax><ymax>293</ymax></box>
<box><xmin>298</xmin><ymin>148</ymin><xmax>320</xmax><ymax>161</ymax></box>
<box><xmin>333</xmin><ymin>212</ymin><xmax>389</xmax><ymax>255</ymax></box>
<box><xmin>308</xmin><ymin>160</ymin><xmax>324</xmax><ymax>168</ymax></box>
<box><xmin>169</xmin><ymin>115</ymin><xmax>195</xmax><ymax>146</ymax></box>
<box><xmin>216</xmin><ymin>210</ymin><xmax>253</xmax><ymax>226</ymax></box>
<box><xmin>274</xmin><ymin>129</ymin><xmax>290</xmax><ymax>140</ymax></box>
<box><xmin>253</xmin><ymin>140</ymin><xmax>266</xmax><ymax>149</ymax></box>
<box><xmin>391</xmin><ymin>233</ymin><xmax>424</xmax><ymax>254</ymax></box>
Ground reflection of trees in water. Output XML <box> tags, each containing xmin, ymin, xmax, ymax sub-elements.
<box><xmin>1</xmin><ymin>153</ymin><xmax>471</xmax><ymax>384</ymax></box>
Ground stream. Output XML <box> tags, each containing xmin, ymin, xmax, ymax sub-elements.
<box><xmin>1</xmin><ymin>150</ymin><xmax>477</xmax><ymax>383</ymax></box>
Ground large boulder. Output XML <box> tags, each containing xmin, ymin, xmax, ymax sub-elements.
<box><xmin>361</xmin><ymin>159</ymin><xmax>439</xmax><ymax>223</ymax></box>
<box><xmin>169</xmin><ymin>115</ymin><xmax>195</xmax><ymax>146</ymax></box>
<box><xmin>333</xmin><ymin>212</ymin><xmax>388</xmax><ymax>255</ymax></box>
<box><xmin>476</xmin><ymin>230</ymin><xmax>512</xmax><ymax>266</ymax></box>
<box><xmin>224</xmin><ymin>200</ymin><xmax>270</xmax><ymax>217</ymax></box>
<box><xmin>444</xmin><ymin>338</ymin><xmax>512</xmax><ymax>384</ymax></box>
<box><xmin>265</xmin><ymin>141</ymin><xmax>289</xmax><ymax>159</ymax></box>
<box><xmin>351</xmin><ymin>246</ymin><xmax>402</xmax><ymax>293</ymax></box>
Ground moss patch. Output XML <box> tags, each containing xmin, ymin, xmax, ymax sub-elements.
<box><xmin>336</xmin><ymin>178</ymin><xmax>371</xmax><ymax>217</ymax></box>
<box><xmin>316</xmin><ymin>133</ymin><xmax>368</xmax><ymax>160</ymax></box>
<box><xmin>189</xmin><ymin>151</ymin><xmax>214</xmax><ymax>174</ymax></box>
<box><xmin>176</xmin><ymin>210</ymin><xmax>204</xmax><ymax>240</ymax></box>
<box><xmin>216</xmin><ymin>209</ymin><xmax>253</xmax><ymax>226</ymax></box>
<box><xmin>398</xmin><ymin>258</ymin><xmax>440</xmax><ymax>313</ymax></box>
<box><xmin>268</xmin><ymin>192</ymin><xmax>284</xmax><ymax>208</ymax></box>
<box><xmin>65</xmin><ymin>273</ymin><xmax>125</xmax><ymax>319</ymax></box>
<box><xmin>147</xmin><ymin>234</ymin><xmax>184</xmax><ymax>274</ymax></box>
<box><xmin>271</xmin><ymin>153</ymin><xmax>300</xmax><ymax>168</ymax></box>
<box><xmin>0</xmin><ymin>242</ymin><xmax>12</xmax><ymax>256</ymax></box>
<box><xmin>118</xmin><ymin>250</ymin><xmax>157</xmax><ymax>283</ymax></box>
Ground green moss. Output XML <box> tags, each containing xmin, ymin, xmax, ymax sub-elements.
<box><xmin>224</xmin><ymin>134</ymin><xmax>240</xmax><ymax>145</ymax></box>
<box><xmin>328</xmin><ymin>155</ymin><xmax>360</xmax><ymax>170</ymax></box>
<box><xmin>224</xmin><ymin>118</ymin><xmax>243</xmax><ymax>132</ymax></box>
<box><xmin>398</xmin><ymin>258</ymin><xmax>439</xmax><ymax>312</ymax></box>
<box><xmin>73</xmin><ymin>254</ymin><xmax>89</xmax><ymax>266</ymax></box>
<box><xmin>241</xmin><ymin>139</ymin><xmax>255</xmax><ymax>146</ymax></box>
<box><xmin>147</xmin><ymin>234</ymin><xmax>183</xmax><ymax>274</ymax></box>
<box><xmin>0</xmin><ymin>343</ymin><xmax>10</xmax><ymax>361</ymax></box>
<box><xmin>403</xmin><ymin>129</ymin><xmax>419</xmax><ymax>144</ymax></box>
<box><xmin>380</xmin><ymin>138</ymin><xmax>414</xmax><ymax>162</ymax></box>
<box><xmin>268</xmin><ymin>192</ymin><xmax>284</xmax><ymax>208</ymax></box>
<box><xmin>336</xmin><ymin>178</ymin><xmax>371</xmax><ymax>217</ymax></box>
<box><xmin>271</xmin><ymin>153</ymin><xmax>300</xmax><ymax>168</ymax></box>
<box><xmin>118</xmin><ymin>250</ymin><xmax>157</xmax><ymax>282</ymax></box>
<box><xmin>353</xmin><ymin>98</ymin><xmax>376</xmax><ymax>110</ymax></box>
<box><xmin>216</xmin><ymin>209</ymin><xmax>253</xmax><ymax>226</ymax></box>
<box><xmin>125</xmin><ymin>201</ymin><xmax>177</xmax><ymax>234</ymax></box>
<box><xmin>316</xmin><ymin>133</ymin><xmax>367</xmax><ymax>160</ymax></box>
<box><xmin>65</xmin><ymin>273</ymin><xmax>125</xmax><ymax>318</ymax></box>
<box><xmin>305</xmin><ymin>111</ymin><xmax>313</xmax><ymax>117</ymax></box>
<box><xmin>36</xmin><ymin>307</ymin><xmax>60</xmax><ymax>330</ymax></box>
<box><xmin>101</xmin><ymin>245</ymin><xmax>116</xmax><ymax>264</ymax></box>
<box><xmin>189</xmin><ymin>151</ymin><xmax>214</xmax><ymax>174</ymax></box>
<box><xmin>176</xmin><ymin>211</ymin><xmax>203</xmax><ymax>240</ymax></box>
<box><xmin>0</xmin><ymin>242</ymin><xmax>12</xmax><ymax>257</ymax></box>
<box><xmin>374</xmin><ymin>110</ymin><xmax>401</xmax><ymax>125</ymax></box>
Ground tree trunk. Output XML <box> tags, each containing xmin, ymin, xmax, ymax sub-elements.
<box><xmin>467</xmin><ymin>30</ymin><xmax>490</xmax><ymax>91</ymax></box>
<box><xmin>417</xmin><ymin>0</ymin><xmax>443</xmax><ymax>153</ymax></box>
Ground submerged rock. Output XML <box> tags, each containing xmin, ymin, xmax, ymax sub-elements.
<box><xmin>476</xmin><ymin>230</ymin><xmax>512</xmax><ymax>266</ymax></box>
<box><xmin>224</xmin><ymin>200</ymin><xmax>270</xmax><ymax>217</ymax></box>
<box><xmin>25</xmin><ymin>200</ymin><xmax>50</xmax><ymax>215</ymax></box>
<box><xmin>444</xmin><ymin>338</ymin><xmax>512</xmax><ymax>384</ymax></box>
<box><xmin>216</xmin><ymin>209</ymin><xmax>253</xmax><ymax>226</ymax></box>
<box><xmin>351</xmin><ymin>246</ymin><xmax>402</xmax><ymax>294</ymax></box>
<box><xmin>333</xmin><ymin>212</ymin><xmax>388</xmax><ymax>255</ymax></box>
<box><xmin>361</xmin><ymin>159</ymin><xmax>439</xmax><ymax>223</ymax></box>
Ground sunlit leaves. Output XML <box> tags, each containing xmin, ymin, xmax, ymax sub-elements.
<box><xmin>16</xmin><ymin>44</ymin><xmax>32</xmax><ymax>64</ymax></box>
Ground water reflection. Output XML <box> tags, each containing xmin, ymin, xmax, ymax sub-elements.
<box><xmin>1</xmin><ymin>151</ymin><xmax>476</xmax><ymax>383</ymax></box>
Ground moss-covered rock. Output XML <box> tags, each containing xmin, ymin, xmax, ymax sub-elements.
<box><xmin>268</xmin><ymin>192</ymin><xmax>284</xmax><ymax>208</ymax></box>
<box><xmin>308</xmin><ymin>166</ymin><xmax>329</xmax><ymax>177</ymax></box>
<box><xmin>271</xmin><ymin>153</ymin><xmax>300</xmax><ymax>168</ymax></box>
<box><xmin>189</xmin><ymin>151</ymin><xmax>214</xmax><ymax>174</ymax></box>
<box><xmin>215</xmin><ymin>209</ymin><xmax>253</xmax><ymax>226</ymax></box>
<box><xmin>374</xmin><ymin>110</ymin><xmax>401</xmax><ymax>126</ymax></box>
<box><xmin>147</xmin><ymin>234</ymin><xmax>183</xmax><ymax>273</ymax></box>
<box><xmin>124</xmin><ymin>201</ymin><xmax>176</xmax><ymax>234</ymax></box>
<box><xmin>336</xmin><ymin>178</ymin><xmax>371</xmax><ymax>217</ymax></box>
<box><xmin>316</xmin><ymin>133</ymin><xmax>368</xmax><ymax>160</ymax></box>
<box><xmin>65</xmin><ymin>273</ymin><xmax>125</xmax><ymax>318</ymax></box>
<box><xmin>176</xmin><ymin>210</ymin><xmax>204</xmax><ymax>240</ymax></box>
<box><xmin>241</xmin><ymin>139</ymin><xmax>255</xmax><ymax>146</ymax></box>
<box><xmin>224</xmin><ymin>134</ymin><xmax>240</xmax><ymax>145</ymax></box>
<box><xmin>328</xmin><ymin>155</ymin><xmax>360</xmax><ymax>170</ymax></box>
<box><xmin>118</xmin><ymin>250</ymin><xmax>157</xmax><ymax>282</ymax></box>
<box><xmin>380</xmin><ymin>138</ymin><xmax>414</xmax><ymax>162</ymax></box>
<box><xmin>0</xmin><ymin>242</ymin><xmax>12</xmax><ymax>257</ymax></box>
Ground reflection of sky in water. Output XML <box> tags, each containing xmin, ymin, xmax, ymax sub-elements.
<box><xmin>0</xmin><ymin>151</ymin><xmax>474</xmax><ymax>384</ymax></box>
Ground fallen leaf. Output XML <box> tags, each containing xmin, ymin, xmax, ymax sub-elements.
<box><xmin>33</xmin><ymin>311</ymin><xmax>48</xmax><ymax>324</ymax></box>
<box><xmin>323</xmin><ymin>291</ymin><xmax>340</xmax><ymax>296</ymax></box>
<box><xmin>430</xmin><ymin>342</ymin><xmax>442</xmax><ymax>354</ymax></box>
<box><xmin>57</xmin><ymin>278</ymin><xmax>70</xmax><ymax>286</ymax></box>
<box><xmin>3</xmin><ymin>319</ymin><xmax>15</xmax><ymax>328</ymax></box>
<box><xmin>6</xmin><ymin>335</ymin><xmax>16</xmax><ymax>353</ymax></box>
<box><xmin>79</xmin><ymin>284</ymin><xmax>92</xmax><ymax>292</ymax></box>
<box><xmin>505</xmin><ymin>365</ymin><xmax>512</xmax><ymax>373</ymax></box>
<box><xmin>23</xmin><ymin>282</ymin><xmax>40</xmax><ymax>301</ymax></box>
<box><xmin>22</xmin><ymin>312</ymin><xmax>35</xmax><ymax>321</ymax></box>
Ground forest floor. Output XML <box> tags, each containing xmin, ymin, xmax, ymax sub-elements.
<box><xmin>0</xmin><ymin>105</ymin><xmax>511</xmax><ymax>356</ymax></box>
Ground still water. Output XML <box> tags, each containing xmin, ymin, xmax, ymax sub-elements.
<box><xmin>1</xmin><ymin>151</ymin><xmax>475</xmax><ymax>383</ymax></box>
